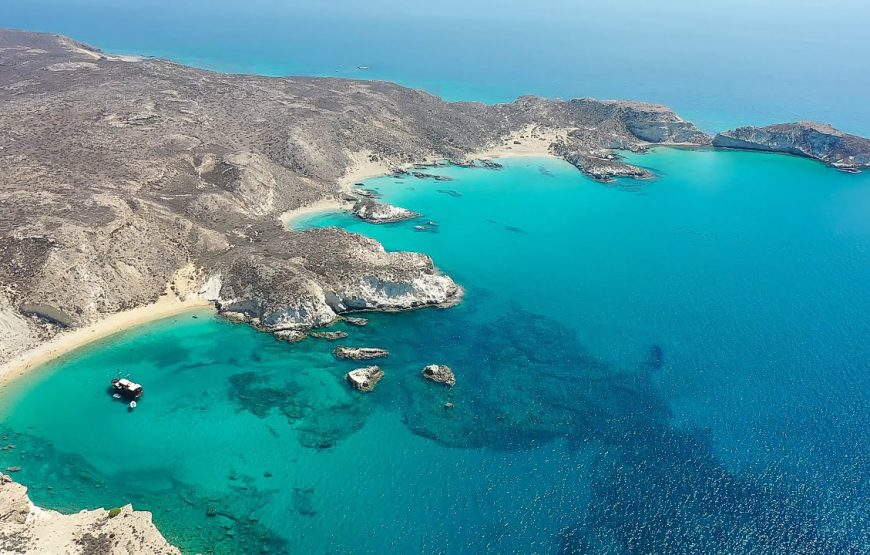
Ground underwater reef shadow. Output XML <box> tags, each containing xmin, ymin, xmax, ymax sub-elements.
<box><xmin>396</xmin><ymin>304</ymin><xmax>867</xmax><ymax>554</ymax></box>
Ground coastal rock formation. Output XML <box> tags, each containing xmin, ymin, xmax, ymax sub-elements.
<box><xmin>343</xmin><ymin>317</ymin><xmax>369</xmax><ymax>327</ymax></box>
<box><xmin>211</xmin><ymin>229</ymin><xmax>463</xmax><ymax>332</ymax></box>
<box><xmin>333</xmin><ymin>346</ymin><xmax>389</xmax><ymax>360</ymax></box>
<box><xmin>345</xmin><ymin>366</ymin><xmax>384</xmax><ymax>392</ymax></box>
<box><xmin>421</xmin><ymin>364</ymin><xmax>456</xmax><ymax>387</ymax></box>
<box><xmin>272</xmin><ymin>329</ymin><xmax>306</xmax><ymax>342</ymax></box>
<box><xmin>309</xmin><ymin>331</ymin><xmax>348</xmax><ymax>340</ymax></box>
<box><xmin>713</xmin><ymin>122</ymin><xmax>870</xmax><ymax>171</ymax></box>
<box><xmin>0</xmin><ymin>29</ymin><xmax>709</xmax><ymax>365</ymax></box>
<box><xmin>352</xmin><ymin>199</ymin><xmax>421</xmax><ymax>223</ymax></box>
<box><xmin>553</xmin><ymin>147</ymin><xmax>653</xmax><ymax>182</ymax></box>
<box><xmin>0</xmin><ymin>473</ymin><xmax>179</xmax><ymax>554</ymax></box>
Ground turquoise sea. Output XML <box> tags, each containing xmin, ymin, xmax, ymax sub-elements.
<box><xmin>1</xmin><ymin>151</ymin><xmax>869</xmax><ymax>553</ymax></box>
<box><xmin>2</xmin><ymin>2</ymin><xmax>870</xmax><ymax>553</ymax></box>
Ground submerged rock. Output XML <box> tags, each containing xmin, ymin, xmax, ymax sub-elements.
<box><xmin>421</xmin><ymin>364</ymin><xmax>456</xmax><ymax>387</ymax></box>
<box><xmin>713</xmin><ymin>122</ymin><xmax>870</xmax><ymax>171</ymax></box>
<box><xmin>346</xmin><ymin>366</ymin><xmax>384</xmax><ymax>392</ymax></box>
<box><xmin>352</xmin><ymin>199</ymin><xmax>421</xmax><ymax>223</ymax></box>
<box><xmin>273</xmin><ymin>329</ymin><xmax>306</xmax><ymax>342</ymax></box>
<box><xmin>333</xmin><ymin>346</ymin><xmax>389</xmax><ymax>360</ymax></box>
<box><xmin>343</xmin><ymin>316</ymin><xmax>369</xmax><ymax>327</ymax></box>
<box><xmin>309</xmin><ymin>331</ymin><xmax>348</xmax><ymax>340</ymax></box>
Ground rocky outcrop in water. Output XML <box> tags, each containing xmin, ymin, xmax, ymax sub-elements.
<box><xmin>352</xmin><ymin>199</ymin><xmax>421</xmax><ymax>223</ymax></box>
<box><xmin>343</xmin><ymin>317</ymin><xmax>369</xmax><ymax>327</ymax></box>
<box><xmin>713</xmin><ymin>122</ymin><xmax>870</xmax><ymax>171</ymax></box>
<box><xmin>309</xmin><ymin>330</ymin><xmax>348</xmax><ymax>340</ymax></box>
<box><xmin>345</xmin><ymin>366</ymin><xmax>384</xmax><ymax>392</ymax></box>
<box><xmin>553</xmin><ymin>147</ymin><xmax>653</xmax><ymax>182</ymax></box>
<box><xmin>421</xmin><ymin>364</ymin><xmax>456</xmax><ymax>387</ymax></box>
<box><xmin>0</xmin><ymin>473</ymin><xmax>179</xmax><ymax>554</ymax></box>
<box><xmin>333</xmin><ymin>346</ymin><xmax>389</xmax><ymax>360</ymax></box>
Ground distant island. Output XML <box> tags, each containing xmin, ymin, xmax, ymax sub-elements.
<box><xmin>1</xmin><ymin>29</ymin><xmax>869</xmax><ymax>552</ymax></box>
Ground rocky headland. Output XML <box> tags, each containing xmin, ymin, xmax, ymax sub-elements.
<box><xmin>0</xmin><ymin>473</ymin><xmax>178</xmax><ymax>554</ymax></box>
<box><xmin>351</xmin><ymin>199</ymin><xmax>422</xmax><ymax>223</ymax></box>
<box><xmin>713</xmin><ymin>122</ymin><xmax>870</xmax><ymax>171</ymax></box>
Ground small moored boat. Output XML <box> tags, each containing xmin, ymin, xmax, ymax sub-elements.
<box><xmin>111</xmin><ymin>378</ymin><xmax>143</xmax><ymax>400</ymax></box>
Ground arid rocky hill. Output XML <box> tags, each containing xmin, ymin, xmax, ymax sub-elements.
<box><xmin>0</xmin><ymin>29</ymin><xmax>710</xmax><ymax>362</ymax></box>
<box><xmin>714</xmin><ymin>122</ymin><xmax>870</xmax><ymax>171</ymax></box>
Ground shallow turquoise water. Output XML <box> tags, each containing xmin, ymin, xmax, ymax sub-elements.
<box><xmin>1</xmin><ymin>151</ymin><xmax>868</xmax><ymax>553</ymax></box>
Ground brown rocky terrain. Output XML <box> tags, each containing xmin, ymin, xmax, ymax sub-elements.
<box><xmin>0</xmin><ymin>29</ymin><xmax>711</xmax><ymax>363</ymax></box>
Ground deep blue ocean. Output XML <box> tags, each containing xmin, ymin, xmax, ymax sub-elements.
<box><xmin>1</xmin><ymin>3</ymin><xmax>869</xmax><ymax>554</ymax></box>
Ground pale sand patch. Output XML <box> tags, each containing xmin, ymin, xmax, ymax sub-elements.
<box><xmin>470</xmin><ymin>125</ymin><xmax>569</xmax><ymax>160</ymax></box>
<box><xmin>279</xmin><ymin>197</ymin><xmax>347</xmax><ymax>228</ymax></box>
<box><xmin>0</xmin><ymin>265</ymin><xmax>214</xmax><ymax>387</ymax></box>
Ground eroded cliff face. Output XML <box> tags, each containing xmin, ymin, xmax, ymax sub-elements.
<box><xmin>713</xmin><ymin>122</ymin><xmax>870</xmax><ymax>170</ymax></box>
<box><xmin>0</xmin><ymin>29</ymin><xmax>710</xmax><ymax>362</ymax></box>
<box><xmin>0</xmin><ymin>473</ymin><xmax>179</xmax><ymax>555</ymax></box>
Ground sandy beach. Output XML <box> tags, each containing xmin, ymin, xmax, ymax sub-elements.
<box><xmin>0</xmin><ymin>295</ymin><xmax>212</xmax><ymax>388</ymax></box>
<box><xmin>0</xmin><ymin>265</ymin><xmax>215</xmax><ymax>388</ymax></box>
<box><xmin>469</xmin><ymin>125</ymin><xmax>567</xmax><ymax>160</ymax></box>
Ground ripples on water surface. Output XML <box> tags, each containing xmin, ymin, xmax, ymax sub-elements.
<box><xmin>1</xmin><ymin>150</ymin><xmax>869</xmax><ymax>553</ymax></box>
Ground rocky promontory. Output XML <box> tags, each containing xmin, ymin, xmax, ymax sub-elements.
<box><xmin>0</xmin><ymin>473</ymin><xmax>179</xmax><ymax>554</ymax></box>
<box><xmin>352</xmin><ymin>199</ymin><xmax>421</xmax><ymax>223</ymax></box>
<box><xmin>713</xmin><ymin>122</ymin><xmax>870</xmax><ymax>171</ymax></box>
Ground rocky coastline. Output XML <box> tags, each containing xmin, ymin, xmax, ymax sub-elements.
<box><xmin>0</xmin><ymin>473</ymin><xmax>179</xmax><ymax>554</ymax></box>
<box><xmin>713</xmin><ymin>122</ymin><xmax>870</xmax><ymax>171</ymax></box>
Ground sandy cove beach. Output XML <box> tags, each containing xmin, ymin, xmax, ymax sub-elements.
<box><xmin>280</xmin><ymin>134</ymin><xmax>564</xmax><ymax>227</ymax></box>
<box><xmin>0</xmin><ymin>295</ymin><xmax>211</xmax><ymax>388</ymax></box>
<box><xmin>0</xmin><ymin>266</ymin><xmax>214</xmax><ymax>388</ymax></box>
